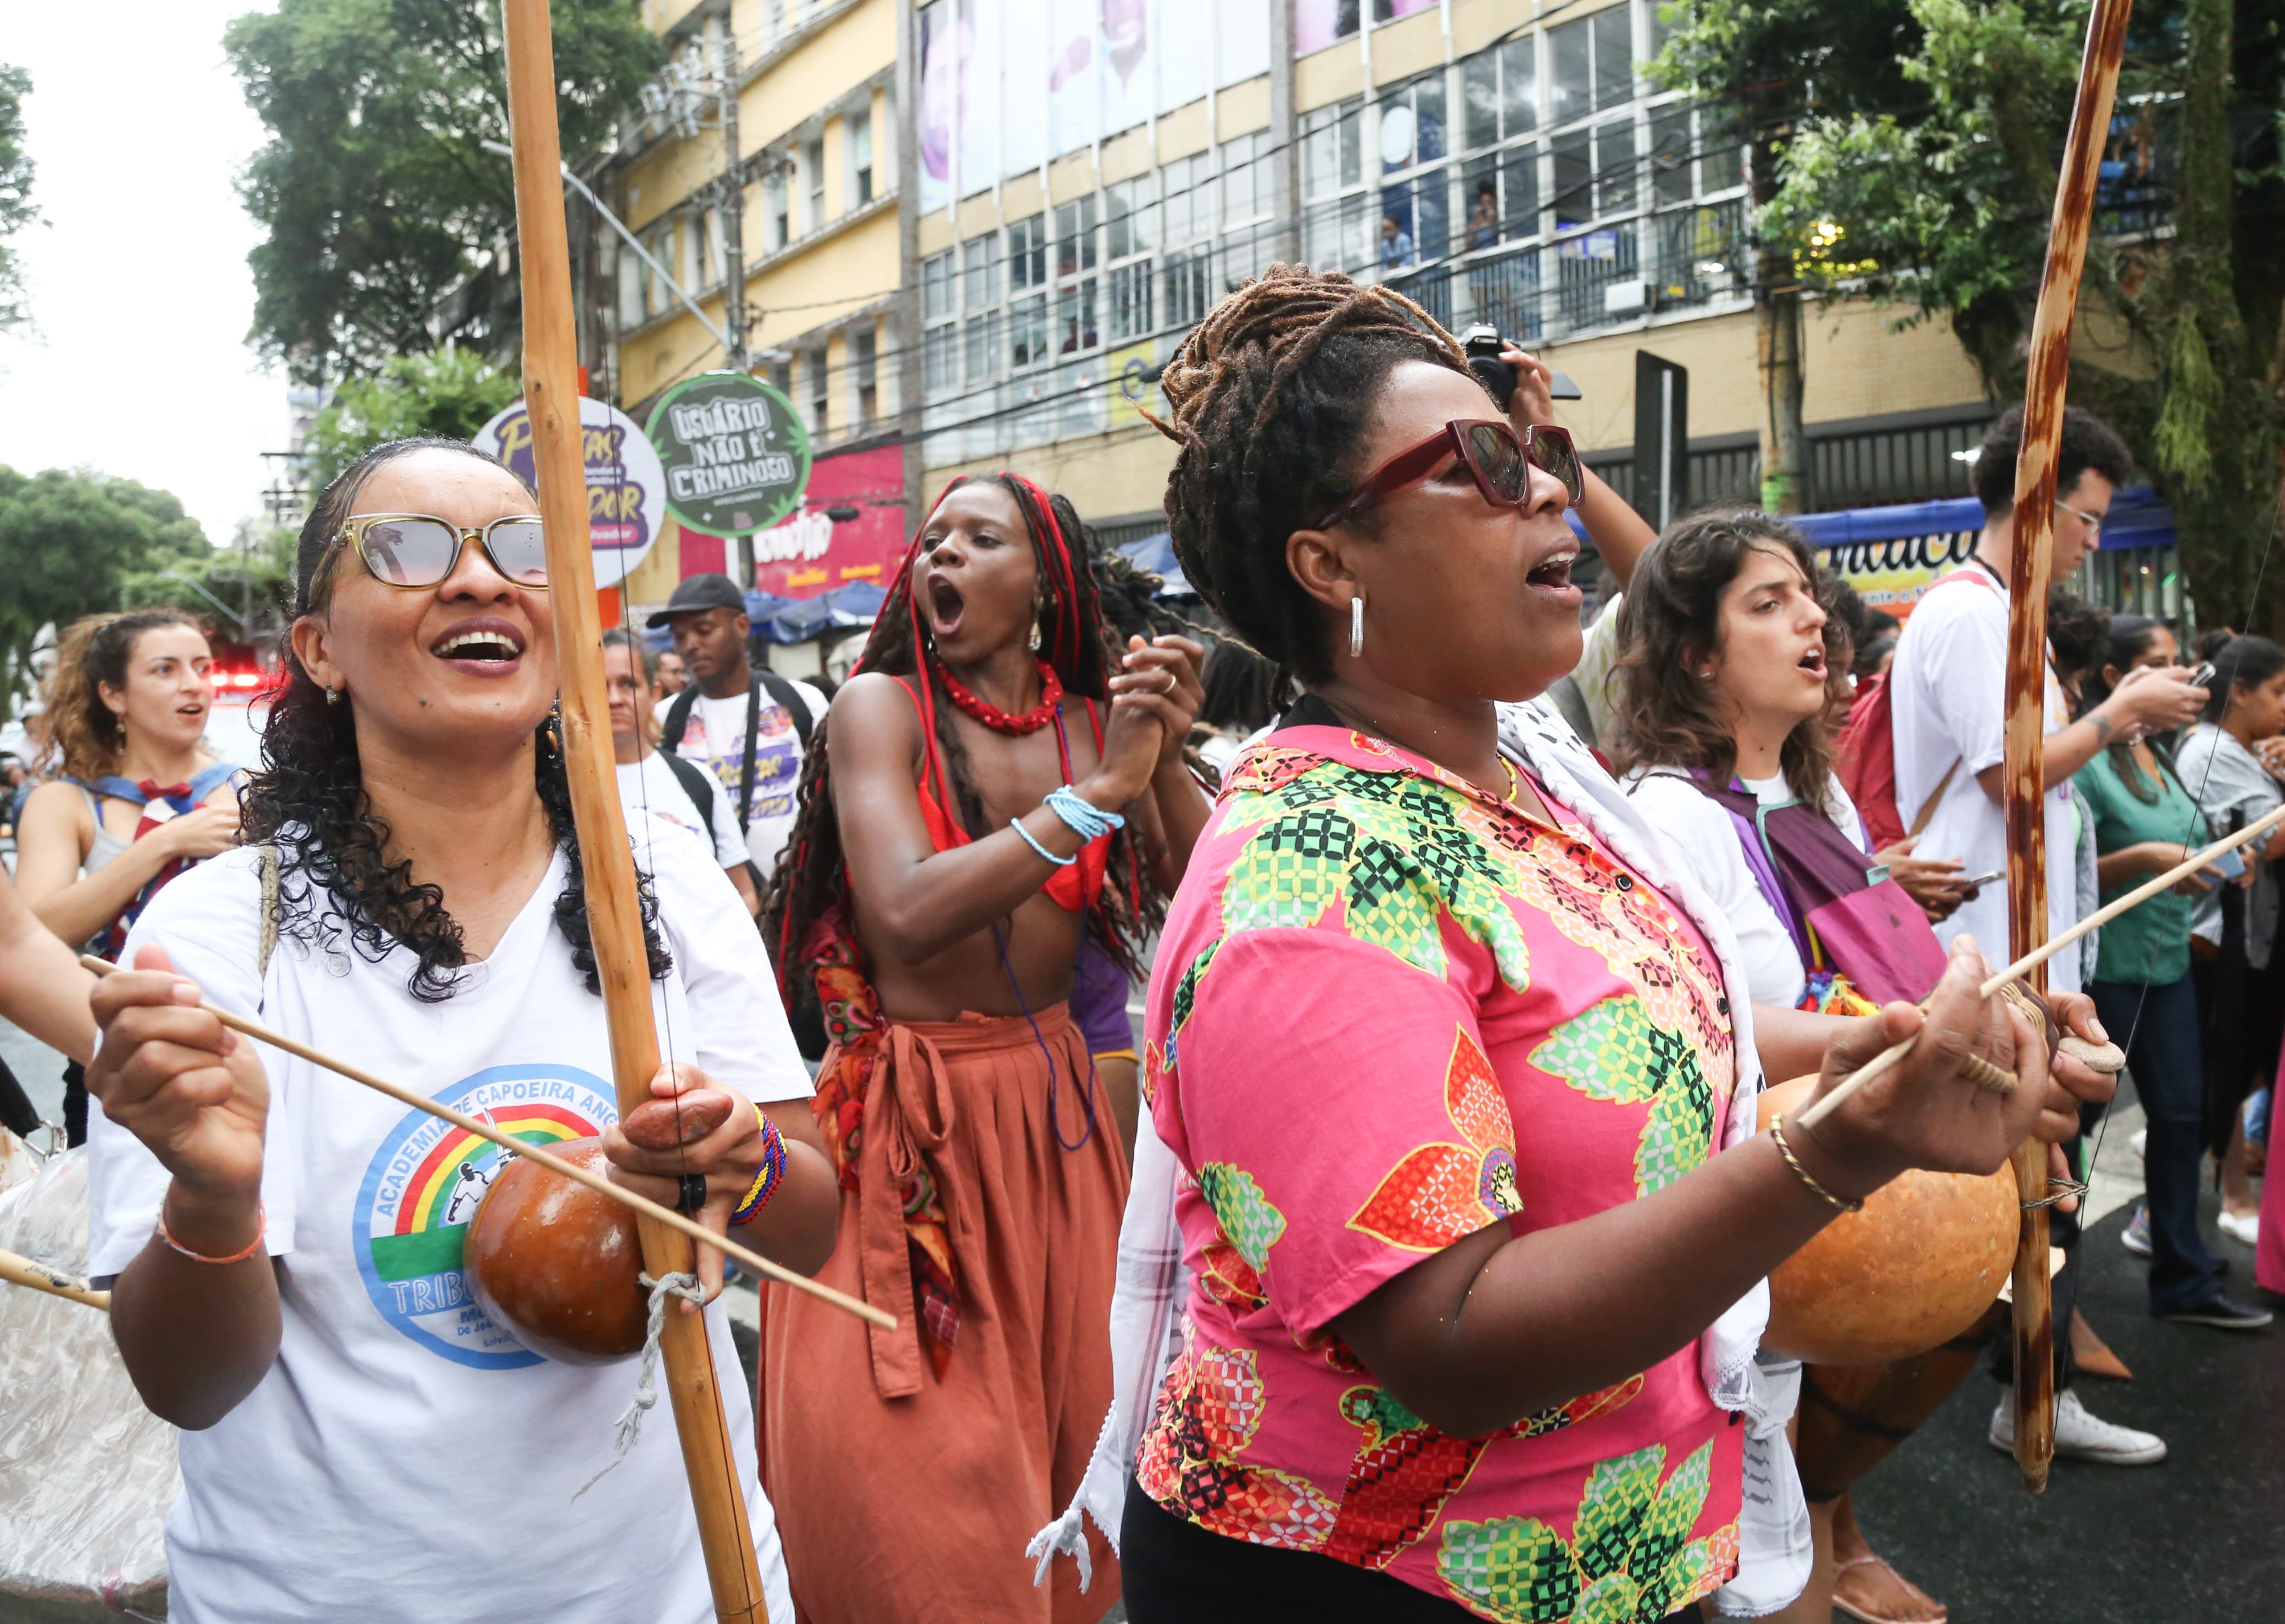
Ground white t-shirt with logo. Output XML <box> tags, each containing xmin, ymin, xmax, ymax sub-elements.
<box><xmin>87</xmin><ymin>819</ymin><xmax>809</xmax><ymax>1624</ymax></box>
<box><xmin>1890</xmin><ymin>568</ymin><xmax>2081</xmax><ymax>994</ymax></box>
<box><xmin>658</xmin><ymin>679</ymin><xmax>828</xmax><ymax>877</ymax></box>
<box><xmin>617</xmin><ymin>749</ymin><xmax>748</xmax><ymax>873</ymax></box>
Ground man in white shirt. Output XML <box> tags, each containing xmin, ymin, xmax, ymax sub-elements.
<box><xmin>645</xmin><ymin>573</ymin><xmax>829</xmax><ymax>898</ymax></box>
<box><xmin>1891</xmin><ymin>405</ymin><xmax>2205</xmax><ymax>997</ymax></box>
<box><xmin>1890</xmin><ymin>404</ymin><xmax>2208</xmax><ymax>1469</ymax></box>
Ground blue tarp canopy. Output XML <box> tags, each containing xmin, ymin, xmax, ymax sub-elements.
<box><xmin>1567</xmin><ymin>485</ymin><xmax>2177</xmax><ymax>550</ymax></box>
<box><xmin>751</xmin><ymin>581</ymin><xmax>888</xmax><ymax>644</ymax></box>
<box><xmin>1786</xmin><ymin>484</ymin><xmax>2175</xmax><ymax>550</ymax></box>
<box><xmin>1114</xmin><ymin>531</ymin><xmax>1194</xmax><ymax>596</ymax></box>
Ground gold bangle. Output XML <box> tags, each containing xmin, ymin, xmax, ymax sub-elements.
<box><xmin>157</xmin><ymin>1201</ymin><xmax>267</xmax><ymax>1264</ymax></box>
<box><xmin>1770</xmin><ymin>1118</ymin><xmax>1864</xmax><ymax>1214</ymax></box>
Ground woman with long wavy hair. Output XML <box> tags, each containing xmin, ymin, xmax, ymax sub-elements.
<box><xmin>79</xmin><ymin>437</ymin><xmax>837</xmax><ymax>1624</ymax></box>
<box><xmin>756</xmin><ymin>472</ymin><xmax>1210</xmax><ymax>1624</ymax></box>
<box><xmin>16</xmin><ymin>607</ymin><xmax>243</xmax><ymax>1142</ymax></box>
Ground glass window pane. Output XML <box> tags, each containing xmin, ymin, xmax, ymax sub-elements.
<box><xmin>1501</xmin><ymin>38</ymin><xmax>1538</xmax><ymax>135</ymax></box>
<box><xmin>1463</xmin><ymin>161</ymin><xmax>1500</xmax><ymax>249</ymax></box>
<box><xmin>1502</xmin><ymin>145</ymin><xmax>1541</xmax><ymax>238</ymax></box>
<box><xmin>1416</xmin><ymin>75</ymin><xmax>1447</xmax><ymax>164</ymax></box>
<box><xmin>1593</xmin><ymin>7</ymin><xmax>1634</xmax><ymax>111</ymax></box>
<box><xmin>965</xmin><ymin>315</ymin><xmax>994</xmax><ymax>384</ymax></box>
<box><xmin>1650</xmin><ymin>106</ymin><xmax>1691</xmax><ymax>206</ymax></box>
<box><xmin>1553</xmin><ymin>129</ymin><xmax>1591</xmax><ymax>228</ymax></box>
<box><xmin>1011</xmin><ymin>294</ymin><xmax>1047</xmax><ymax>368</ymax></box>
<box><xmin>1551</xmin><ymin>20</ymin><xmax>1590</xmax><ymax>127</ymax></box>
<box><xmin>1379</xmin><ymin>183</ymin><xmax>1418</xmax><ymax>267</ymax></box>
<box><xmin>925</xmin><ymin>326</ymin><xmax>956</xmax><ymax>392</ymax></box>
<box><xmin>1596</xmin><ymin>118</ymin><xmax>1637</xmax><ymax>215</ymax></box>
<box><xmin>1417</xmin><ymin>169</ymin><xmax>1451</xmax><ymax>259</ymax></box>
<box><xmin>963</xmin><ymin>238</ymin><xmax>995</xmax><ymax>308</ymax></box>
<box><xmin>1341</xmin><ymin>101</ymin><xmax>1363</xmax><ymax>186</ymax></box>
<box><xmin>1464</xmin><ymin>55</ymin><xmax>1498</xmax><ymax>151</ymax></box>
<box><xmin>1110</xmin><ymin>259</ymin><xmax>1152</xmax><ymax>338</ymax></box>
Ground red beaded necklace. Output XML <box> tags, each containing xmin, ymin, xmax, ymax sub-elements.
<box><xmin>935</xmin><ymin>655</ymin><xmax>1064</xmax><ymax>735</ymax></box>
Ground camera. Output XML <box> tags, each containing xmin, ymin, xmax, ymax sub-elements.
<box><xmin>1458</xmin><ymin>324</ymin><xmax>1582</xmax><ymax>409</ymax></box>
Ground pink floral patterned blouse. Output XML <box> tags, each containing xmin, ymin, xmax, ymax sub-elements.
<box><xmin>1136</xmin><ymin>726</ymin><xmax>1744</xmax><ymax>1623</ymax></box>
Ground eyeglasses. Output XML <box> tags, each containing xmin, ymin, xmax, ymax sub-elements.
<box><xmin>333</xmin><ymin>514</ymin><xmax>550</xmax><ymax>590</ymax></box>
<box><xmin>2056</xmin><ymin>499</ymin><xmax>2104</xmax><ymax>538</ymax></box>
<box><xmin>1317</xmin><ymin>420</ymin><xmax>1582</xmax><ymax>532</ymax></box>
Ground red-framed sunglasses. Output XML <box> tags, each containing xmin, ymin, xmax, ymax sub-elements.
<box><xmin>1317</xmin><ymin>419</ymin><xmax>1582</xmax><ymax>531</ymax></box>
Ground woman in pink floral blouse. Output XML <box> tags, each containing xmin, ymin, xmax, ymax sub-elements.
<box><xmin>1062</xmin><ymin>267</ymin><xmax>2116</xmax><ymax>1624</ymax></box>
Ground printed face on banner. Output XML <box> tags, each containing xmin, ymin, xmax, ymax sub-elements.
<box><xmin>473</xmin><ymin>397</ymin><xmax>666</xmax><ymax>590</ymax></box>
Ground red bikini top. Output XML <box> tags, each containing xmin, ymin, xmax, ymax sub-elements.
<box><xmin>893</xmin><ymin>675</ymin><xmax>1112</xmax><ymax>913</ymax></box>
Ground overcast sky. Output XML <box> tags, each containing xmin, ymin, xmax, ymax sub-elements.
<box><xmin>0</xmin><ymin>1</ymin><xmax>285</xmax><ymax>548</ymax></box>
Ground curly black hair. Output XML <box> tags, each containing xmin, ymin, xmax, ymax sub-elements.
<box><xmin>1151</xmin><ymin>263</ymin><xmax>1474</xmax><ymax>685</ymax></box>
<box><xmin>248</xmin><ymin>435</ymin><xmax>670</xmax><ymax>1002</ymax></box>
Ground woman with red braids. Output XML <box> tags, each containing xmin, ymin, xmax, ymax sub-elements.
<box><xmin>757</xmin><ymin>473</ymin><xmax>1211</xmax><ymax>1622</ymax></box>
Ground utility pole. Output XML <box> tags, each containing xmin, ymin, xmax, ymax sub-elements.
<box><xmin>716</xmin><ymin>30</ymin><xmax>749</xmax><ymax>372</ymax></box>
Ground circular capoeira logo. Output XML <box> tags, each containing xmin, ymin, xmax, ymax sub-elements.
<box><xmin>352</xmin><ymin>1063</ymin><xmax>617</xmax><ymax>1370</ymax></box>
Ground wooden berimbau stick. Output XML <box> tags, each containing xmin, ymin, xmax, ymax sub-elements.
<box><xmin>0</xmin><ymin>1244</ymin><xmax>109</xmax><ymax>1310</ymax></box>
<box><xmin>1793</xmin><ymin>800</ymin><xmax>2285</xmax><ymax>1137</ymax></box>
<box><xmin>81</xmin><ymin>954</ymin><xmax>890</xmax><ymax>1334</ymax></box>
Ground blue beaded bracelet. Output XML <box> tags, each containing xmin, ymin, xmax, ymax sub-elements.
<box><xmin>1045</xmin><ymin>785</ymin><xmax>1125</xmax><ymax>841</ymax></box>
<box><xmin>1013</xmin><ymin>816</ymin><xmax>1077</xmax><ymax>867</ymax></box>
<box><xmin>730</xmin><ymin>1108</ymin><xmax>790</xmax><ymax>1226</ymax></box>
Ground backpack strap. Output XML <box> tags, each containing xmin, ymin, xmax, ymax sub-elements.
<box><xmin>1907</xmin><ymin>758</ymin><xmax>1963</xmax><ymax>840</ymax></box>
<box><xmin>257</xmin><ymin>843</ymin><xmax>281</xmax><ymax>978</ymax></box>
<box><xmin>661</xmin><ymin>683</ymin><xmax>701</xmax><ymax>751</ymax></box>
<box><xmin>659</xmin><ymin>750</ymin><xmax>721</xmax><ymax>846</ymax></box>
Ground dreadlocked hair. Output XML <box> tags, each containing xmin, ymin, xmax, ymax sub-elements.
<box><xmin>1153</xmin><ymin>263</ymin><xmax>1472</xmax><ymax>684</ymax></box>
<box><xmin>764</xmin><ymin>474</ymin><xmax>1164</xmax><ymax>994</ymax></box>
<box><xmin>245</xmin><ymin>434</ymin><xmax>671</xmax><ymax>1003</ymax></box>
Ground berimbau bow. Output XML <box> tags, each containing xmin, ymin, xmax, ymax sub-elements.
<box><xmin>499</xmin><ymin>2</ymin><xmax>772</xmax><ymax>1614</ymax></box>
<box><xmin>1999</xmin><ymin>0</ymin><xmax>2136</xmax><ymax>1494</ymax></box>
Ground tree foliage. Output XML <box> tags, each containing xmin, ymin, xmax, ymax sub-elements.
<box><xmin>121</xmin><ymin>522</ymin><xmax>298</xmax><ymax>646</ymax></box>
<box><xmin>0</xmin><ymin>64</ymin><xmax>38</xmax><ymax>333</ymax></box>
<box><xmin>0</xmin><ymin>469</ymin><xmax>210</xmax><ymax>714</ymax></box>
<box><xmin>226</xmin><ymin>0</ymin><xmax>659</xmax><ymax>382</ymax></box>
<box><xmin>1675</xmin><ymin>0</ymin><xmax>2285</xmax><ymax>632</ymax></box>
<box><xmin>302</xmin><ymin>344</ymin><xmax>520</xmax><ymax>487</ymax></box>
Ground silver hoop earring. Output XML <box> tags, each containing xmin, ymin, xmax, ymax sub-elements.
<box><xmin>1350</xmin><ymin>595</ymin><xmax>1366</xmax><ymax>658</ymax></box>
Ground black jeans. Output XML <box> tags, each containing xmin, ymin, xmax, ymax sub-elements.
<box><xmin>2092</xmin><ymin>976</ymin><xmax>2227</xmax><ymax>1313</ymax></box>
<box><xmin>1122</xmin><ymin>1476</ymin><xmax>1708</xmax><ymax>1623</ymax></box>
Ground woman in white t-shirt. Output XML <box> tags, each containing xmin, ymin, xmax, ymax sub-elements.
<box><xmin>1606</xmin><ymin>512</ymin><xmax>1943</xmax><ymax>1624</ymax></box>
<box><xmin>604</xmin><ymin>627</ymin><xmax>759</xmax><ymax>914</ymax></box>
<box><xmin>80</xmin><ymin>437</ymin><xmax>839</xmax><ymax>1624</ymax></box>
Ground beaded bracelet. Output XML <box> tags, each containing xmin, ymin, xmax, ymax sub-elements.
<box><xmin>730</xmin><ymin>1108</ymin><xmax>790</xmax><ymax>1226</ymax></box>
<box><xmin>1013</xmin><ymin>817</ymin><xmax>1077</xmax><ymax>867</ymax></box>
<box><xmin>1045</xmin><ymin>785</ymin><xmax>1125</xmax><ymax>841</ymax></box>
<box><xmin>158</xmin><ymin>1201</ymin><xmax>267</xmax><ymax>1264</ymax></box>
<box><xmin>1769</xmin><ymin>1118</ymin><xmax>1864</xmax><ymax>1214</ymax></box>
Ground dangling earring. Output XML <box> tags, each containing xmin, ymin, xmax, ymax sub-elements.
<box><xmin>543</xmin><ymin>707</ymin><xmax>562</xmax><ymax>753</ymax></box>
<box><xmin>1029</xmin><ymin>604</ymin><xmax>1045</xmax><ymax>652</ymax></box>
<box><xmin>326</xmin><ymin>685</ymin><xmax>342</xmax><ymax>706</ymax></box>
<box><xmin>1350</xmin><ymin>594</ymin><xmax>1366</xmax><ymax>659</ymax></box>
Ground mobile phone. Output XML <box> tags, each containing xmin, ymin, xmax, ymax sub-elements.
<box><xmin>1962</xmin><ymin>869</ymin><xmax>2007</xmax><ymax>890</ymax></box>
<box><xmin>2205</xmin><ymin>847</ymin><xmax>2247</xmax><ymax>880</ymax></box>
<box><xmin>2189</xmin><ymin>661</ymin><xmax>2216</xmax><ymax>690</ymax></box>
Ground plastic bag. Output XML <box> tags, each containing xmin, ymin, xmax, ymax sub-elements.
<box><xmin>0</xmin><ymin>1135</ymin><xmax>176</xmax><ymax>1619</ymax></box>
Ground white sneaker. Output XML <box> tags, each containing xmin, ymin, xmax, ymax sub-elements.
<box><xmin>2220</xmin><ymin>1208</ymin><xmax>2260</xmax><ymax>1247</ymax></box>
<box><xmin>1989</xmin><ymin>1389</ymin><xmax>2167</xmax><ymax>1465</ymax></box>
<box><xmin>2131</xmin><ymin>1128</ymin><xmax>2147</xmax><ymax>1159</ymax></box>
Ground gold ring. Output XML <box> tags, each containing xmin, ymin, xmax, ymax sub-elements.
<box><xmin>1960</xmin><ymin>1052</ymin><xmax>2017</xmax><ymax>1095</ymax></box>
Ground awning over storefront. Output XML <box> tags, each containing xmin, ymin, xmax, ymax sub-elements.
<box><xmin>1113</xmin><ymin>531</ymin><xmax>1194</xmax><ymax>596</ymax></box>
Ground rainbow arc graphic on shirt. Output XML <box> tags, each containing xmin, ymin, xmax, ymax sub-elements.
<box><xmin>366</xmin><ymin>1103</ymin><xmax>594</xmax><ymax>1282</ymax></box>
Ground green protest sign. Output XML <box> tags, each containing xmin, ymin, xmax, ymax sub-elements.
<box><xmin>645</xmin><ymin>372</ymin><xmax>812</xmax><ymax>536</ymax></box>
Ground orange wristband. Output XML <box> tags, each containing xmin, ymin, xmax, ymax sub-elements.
<box><xmin>157</xmin><ymin>1201</ymin><xmax>267</xmax><ymax>1264</ymax></box>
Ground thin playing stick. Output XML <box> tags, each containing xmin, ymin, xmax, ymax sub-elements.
<box><xmin>79</xmin><ymin>955</ymin><xmax>893</xmax><ymax>1332</ymax></box>
<box><xmin>0</xmin><ymin>1244</ymin><xmax>109</xmax><ymax>1310</ymax></box>
<box><xmin>1794</xmin><ymin>799</ymin><xmax>2285</xmax><ymax>1137</ymax></box>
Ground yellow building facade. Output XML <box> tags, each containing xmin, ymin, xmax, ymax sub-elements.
<box><xmin>608</xmin><ymin>0</ymin><xmax>910</xmax><ymax>613</ymax></box>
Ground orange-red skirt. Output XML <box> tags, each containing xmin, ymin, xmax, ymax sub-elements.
<box><xmin>760</xmin><ymin>1003</ymin><xmax>1128</xmax><ymax>1623</ymax></box>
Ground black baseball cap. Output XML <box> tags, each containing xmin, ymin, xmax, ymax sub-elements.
<box><xmin>645</xmin><ymin>573</ymin><xmax>750</xmax><ymax>628</ymax></box>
